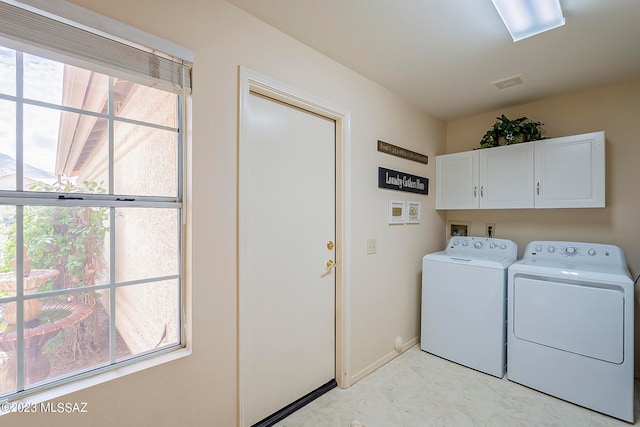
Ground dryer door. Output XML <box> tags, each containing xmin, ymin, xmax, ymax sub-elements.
<box><xmin>513</xmin><ymin>277</ymin><xmax>624</xmax><ymax>363</ymax></box>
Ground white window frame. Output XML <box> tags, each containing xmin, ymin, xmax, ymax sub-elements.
<box><xmin>0</xmin><ymin>0</ymin><xmax>192</xmax><ymax>410</ymax></box>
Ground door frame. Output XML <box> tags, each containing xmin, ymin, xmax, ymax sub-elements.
<box><xmin>237</xmin><ymin>66</ymin><xmax>351</xmax><ymax>426</ymax></box>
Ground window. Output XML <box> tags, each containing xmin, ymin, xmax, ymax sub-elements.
<box><xmin>0</xmin><ymin>2</ymin><xmax>189</xmax><ymax>400</ymax></box>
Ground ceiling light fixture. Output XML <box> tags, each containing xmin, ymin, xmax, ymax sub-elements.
<box><xmin>491</xmin><ymin>0</ymin><xmax>565</xmax><ymax>42</ymax></box>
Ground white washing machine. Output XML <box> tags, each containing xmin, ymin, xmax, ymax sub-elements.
<box><xmin>508</xmin><ymin>241</ymin><xmax>634</xmax><ymax>422</ymax></box>
<box><xmin>421</xmin><ymin>236</ymin><xmax>518</xmax><ymax>377</ymax></box>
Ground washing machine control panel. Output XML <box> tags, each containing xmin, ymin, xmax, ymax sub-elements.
<box><xmin>448</xmin><ymin>236</ymin><xmax>517</xmax><ymax>260</ymax></box>
<box><xmin>524</xmin><ymin>240</ymin><xmax>627</xmax><ymax>268</ymax></box>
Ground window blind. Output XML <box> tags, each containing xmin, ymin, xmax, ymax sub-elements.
<box><xmin>0</xmin><ymin>1</ymin><xmax>192</xmax><ymax>93</ymax></box>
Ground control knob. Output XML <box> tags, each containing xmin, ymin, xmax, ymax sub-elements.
<box><xmin>588</xmin><ymin>249</ymin><xmax>596</xmax><ymax>256</ymax></box>
<box><xmin>565</xmin><ymin>247</ymin><xmax>577</xmax><ymax>255</ymax></box>
<box><xmin>474</xmin><ymin>241</ymin><xmax>483</xmax><ymax>249</ymax></box>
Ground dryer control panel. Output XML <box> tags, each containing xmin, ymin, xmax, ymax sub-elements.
<box><xmin>447</xmin><ymin>236</ymin><xmax>517</xmax><ymax>261</ymax></box>
<box><xmin>524</xmin><ymin>240</ymin><xmax>627</xmax><ymax>269</ymax></box>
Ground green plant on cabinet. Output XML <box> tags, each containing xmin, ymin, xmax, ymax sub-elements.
<box><xmin>479</xmin><ymin>114</ymin><xmax>545</xmax><ymax>148</ymax></box>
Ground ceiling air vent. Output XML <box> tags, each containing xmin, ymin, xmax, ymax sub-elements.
<box><xmin>491</xmin><ymin>73</ymin><xmax>528</xmax><ymax>91</ymax></box>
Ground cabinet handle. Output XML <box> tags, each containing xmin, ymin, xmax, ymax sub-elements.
<box><xmin>536</xmin><ymin>182</ymin><xmax>540</xmax><ymax>196</ymax></box>
<box><xmin>473</xmin><ymin>186</ymin><xmax>477</xmax><ymax>198</ymax></box>
<box><xmin>480</xmin><ymin>185</ymin><xmax>484</xmax><ymax>198</ymax></box>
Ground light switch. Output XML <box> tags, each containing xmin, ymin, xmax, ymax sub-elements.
<box><xmin>366</xmin><ymin>238</ymin><xmax>377</xmax><ymax>255</ymax></box>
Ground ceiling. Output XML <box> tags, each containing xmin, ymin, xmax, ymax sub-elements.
<box><xmin>226</xmin><ymin>0</ymin><xmax>640</xmax><ymax>121</ymax></box>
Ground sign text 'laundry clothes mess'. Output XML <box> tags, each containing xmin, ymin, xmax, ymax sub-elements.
<box><xmin>378</xmin><ymin>167</ymin><xmax>428</xmax><ymax>195</ymax></box>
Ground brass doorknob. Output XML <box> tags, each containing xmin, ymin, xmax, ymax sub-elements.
<box><xmin>325</xmin><ymin>259</ymin><xmax>336</xmax><ymax>270</ymax></box>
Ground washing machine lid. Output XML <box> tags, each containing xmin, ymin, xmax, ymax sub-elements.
<box><xmin>424</xmin><ymin>236</ymin><xmax>518</xmax><ymax>269</ymax></box>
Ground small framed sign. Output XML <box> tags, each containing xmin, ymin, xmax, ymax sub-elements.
<box><xmin>405</xmin><ymin>201</ymin><xmax>421</xmax><ymax>224</ymax></box>
<box><xmin>388</xmin><ymin>200</ymin><xmax>405</xmax><ymax>224</ymax></box>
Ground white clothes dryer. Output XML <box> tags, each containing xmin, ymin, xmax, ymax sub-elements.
<box><xmin>508</xmin><ymin>241</ymin><xmax>634</xmax><ymax>422</ymax></box>
<box><xmin>421</xmin><ymin>236</ymin><xmax>518</xmax><ymax>377</ymax></box>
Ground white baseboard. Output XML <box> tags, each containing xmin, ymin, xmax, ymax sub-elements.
<box><xmin>349</xmin><ymin>336</ymin><xmax>419</xmax><ymax>385</ymax></box>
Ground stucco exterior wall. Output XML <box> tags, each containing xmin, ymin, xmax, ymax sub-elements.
<box><xmin>79</xmin><ymin>86</ymin><xmax>180</xmax><ymax>355</ymax></box>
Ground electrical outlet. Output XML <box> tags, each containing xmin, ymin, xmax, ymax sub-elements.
<box><xmin>486</xmin><ymin>223</ymin><xmax>496</xmax><ymax>237</ymax></box>
<box><xmin>366</xmin><ymin>238</ymin><xmax>377</xmax><ymax>255</ymax></box>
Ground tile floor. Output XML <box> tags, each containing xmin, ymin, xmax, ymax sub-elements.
<box><xmin>275</xmin><ymin>345</ymin><xmax>638</xmax><ymax>427</ymax></box>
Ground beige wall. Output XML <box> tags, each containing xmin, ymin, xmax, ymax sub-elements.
<box><xmin>5</xmin><ymin>1</ymin><xmax>445</xmax><ymax>425</ymax></box>
<box><xmin>446</xmin><ymin>79</ymin><xmax>640</xmax><ymax>375</ymax></box>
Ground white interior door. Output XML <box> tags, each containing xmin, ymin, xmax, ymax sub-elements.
<box><xmin>242</xmin><ymin>91</ymin><xmax>336</xmax><ymax>426</ymax></box>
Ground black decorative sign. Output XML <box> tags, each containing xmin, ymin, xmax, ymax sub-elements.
<box><xmin>377</xmin><ymin>140</ymin><xmax>428</xmax><ymax>164</ymax></box>
<box><xmin>378</xmin><ymin>167</ymin><xmax>428</xmax><ymax>195</ymax></box>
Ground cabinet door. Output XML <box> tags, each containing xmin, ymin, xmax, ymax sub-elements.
<box><xmin>479</xmin><ymin>143</ymin><xmax>534</xmax><ymax>209</ymax></box>
<box><xmin>534</xmin><ymin>131</ymin><xmax>605</xmax><ymax>208</ymax></box>
<box><xmin>436</xmin><ymin>151</ymin><xmax>478</xmax><ymax>209</ymax></box>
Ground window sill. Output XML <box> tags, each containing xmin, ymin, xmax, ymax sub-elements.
<box><xmin>0</xmin><ymin>347</ymin><xmax>191</xmax><ymax>416</ymax></box>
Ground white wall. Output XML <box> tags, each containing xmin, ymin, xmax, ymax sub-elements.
<box><xmin>7</xmin><ymin>1</ymin><xmax>446</xmax><ymax>425</ymax></box>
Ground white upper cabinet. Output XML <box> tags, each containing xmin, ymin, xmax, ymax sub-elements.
<box><xmin>479</xmin><ymin>142</ymin><xmax>534</xmax><ymax>209</ymax></box>
<box><xmin>534</xmin><ymin>131</ymin><xmax>605</xmax><ymax>208</ymax></box>
<box><xmin>435</xmin><ymin>150</ymin><xmax>478</xmax><ymax>210</ymax></box>
<box><xmin>436</xmin><ymin>131</ymin><xmax>605</xmax><ymax>210</ymax></box>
